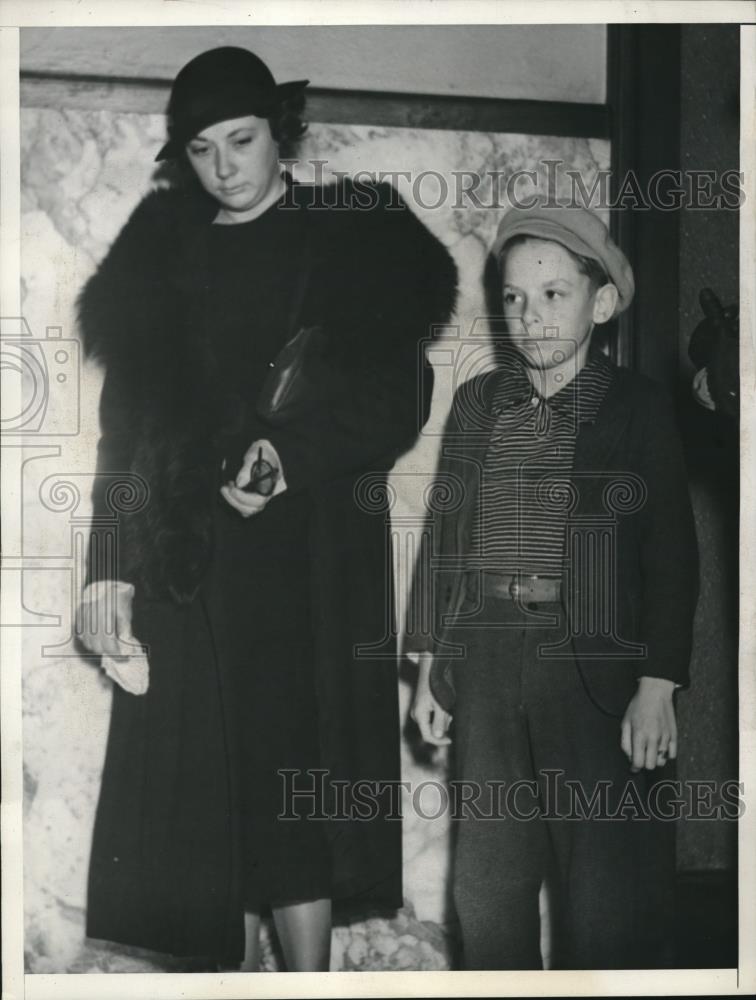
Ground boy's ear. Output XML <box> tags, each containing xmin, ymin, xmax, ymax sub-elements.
<box><xmin>592</xmin><ymin>283</ymin><xmax>619</xmax><ymax>325</ymax></box>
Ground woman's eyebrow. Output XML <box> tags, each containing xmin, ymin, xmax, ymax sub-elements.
<box><xmin>191</xmin><ymin>127</ymin><xmax>255</xmax><ymax>145</ymax></box>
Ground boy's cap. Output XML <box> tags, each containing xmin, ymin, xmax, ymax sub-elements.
<box><xmin>492</xmin><ymin>203</ymin><xmax>635</xmax><ymax>313</ymax></box>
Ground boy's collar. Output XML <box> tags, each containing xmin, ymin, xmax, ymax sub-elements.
<box><xmin>549</xmin><ymin>350</ymin><xmax>613</xmax><ymax>424</ymax></box>
<box><xmin>492</xmin><ymin>347</ymin><xmax>613</xmax><ymax>425</ymax></box>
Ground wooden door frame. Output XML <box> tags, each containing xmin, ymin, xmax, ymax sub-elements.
<box><xmin>608</xmin><ymin>24</ymin><xmax>682</xmax><ymax>387</ymax></box>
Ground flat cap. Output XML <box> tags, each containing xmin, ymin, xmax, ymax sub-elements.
<box><xmin>491</xmin><ymin>202</ymin><xmax>635</xmax><ymax>313</ymax></box>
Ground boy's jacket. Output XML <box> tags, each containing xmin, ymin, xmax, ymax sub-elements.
<box><xmin>406</xmin><ymin>361</ymin><xmax>699</xmax><ymax>715</ymax></box>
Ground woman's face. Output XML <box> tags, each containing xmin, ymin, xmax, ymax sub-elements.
<box><xmin>185</xmin><ymin>115</ymin><xmax>281</xmax><ymax>216</ymax></box>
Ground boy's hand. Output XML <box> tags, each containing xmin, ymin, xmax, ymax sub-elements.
<box><xmin>620</xmin><ymin>676</ymin><xmax>677</xmax><ymax>772</ymax></box>
<box><xmin>410</xmin><ymin>652</ymin><xmax>452</xmax><ymax>747</ymax></box>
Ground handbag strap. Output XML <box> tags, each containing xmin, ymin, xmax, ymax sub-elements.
<box><xmin>284</xmin><ymin>190</ymin><xmax>313</xmax><ymax>339</ymax></box>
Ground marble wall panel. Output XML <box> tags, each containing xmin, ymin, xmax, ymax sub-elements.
<box><xmin>19</xmin><ymin>102</ymin><xmax>609</xmax><ymax>972</ymax></box>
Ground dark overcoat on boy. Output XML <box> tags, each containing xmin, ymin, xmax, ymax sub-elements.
<box><xmin>78</xmin><ymin>176</ymin><xmax>457</xmax><ymax>962</ymax></box>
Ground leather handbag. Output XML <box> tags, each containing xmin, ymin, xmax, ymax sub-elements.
<box><xmin>255</xmin><ymin>211</ymin><xmax>334</xmax><ymax>425</ymax></box>
<box><xmin>256</xmin><ymin>322</ymin><xmax>330</xmax><ymax>425</ymax></box>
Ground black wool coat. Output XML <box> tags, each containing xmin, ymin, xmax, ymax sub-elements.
<box><xmin>405</xmin><ymin>361</ymin><xmax>699</xmax><ymax>716</ymax></box>
<box><xmin>78</xmin><ymin>178</ymin><xmax>458</xmax><ymax>962</ymax></box>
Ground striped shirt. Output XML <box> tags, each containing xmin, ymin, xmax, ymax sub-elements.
<box><xmin>467</xmin><ymin>349</ymin><xmax>614</xmax><ymax>576</ymax></box>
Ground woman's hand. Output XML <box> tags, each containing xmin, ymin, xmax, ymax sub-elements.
<box><xmin>76</xmin><ymin>581</ymin><xmax>149</xmax><ymax>695</ymax></box>
<box><xmin>410</xmin><ymin>652</ymin><xmax>452</xmax><ymax>747</ymax></box>
<box><xmin>221</xmin><ymin>438</ymin><xmax>287</xmax><ymax>518</ymax></box>
<box><xmin>621</xmin><ymin>676</ymin><xmax>677</xmax><ymax>772</ymax></box>
<box><xmin>77</xmin><ymin>581</ymin><xmax>138</xmax><ymax>658</ymax></box>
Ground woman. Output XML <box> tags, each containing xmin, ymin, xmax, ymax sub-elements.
<box><xmin>76</xmin><ymin>46</ymin><xmax>457</xmax><ymax>971</ymax></box>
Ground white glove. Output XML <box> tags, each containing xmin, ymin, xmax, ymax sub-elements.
<box><xmin>220</xmin><ymin>438</ymin><xmax>287</xmax><ymax>518</ymax></box>
<box><xmin>101</xmin><ymin>651</ymin><xmax>149</xmax><ymax>697</ymax></box>
<box><xmin>76</xmin><ymin>580</ymin><xmax>149</xmax><ymax>695</ymax></box>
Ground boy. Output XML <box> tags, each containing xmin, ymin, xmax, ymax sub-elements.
<box><xmin>408</xmin><ymin>204</ymin><xmax>698</xmax><ymax>970</ymax></box>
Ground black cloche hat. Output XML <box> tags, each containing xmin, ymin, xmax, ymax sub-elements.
<box><xmin>155</xmin><ymin>46</ymin><xmax>309</xmax><ymax>161</ymax></box>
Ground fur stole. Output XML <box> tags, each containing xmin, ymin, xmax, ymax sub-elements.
<box><xmin>78</xmin><ymin>178</ymin><xmax>458</xmax><ymax>602</ymax></box>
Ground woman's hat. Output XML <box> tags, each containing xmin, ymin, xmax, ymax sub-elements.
<box><xmin>491</xmin><ymin>202</ymin><xmax>635</xmax><ymax>313</ymax></box>
<box><xmin>155</xmin><ymin>46</ymin><xmax>309</xmax><ymax>161</ymax></box>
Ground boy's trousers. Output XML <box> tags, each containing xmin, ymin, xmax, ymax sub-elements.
<box><xmin>448</xmin><ymin>589</ymin><xmax>676</xmax><ymax>970</ymax></box>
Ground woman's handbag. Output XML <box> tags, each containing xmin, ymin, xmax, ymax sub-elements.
<box><xmin>255</xmin><ymin>210</ymin><xmax>336</xmax><ymax>425</ymax></box>
<box><xmin>256</xmin><ymin>322</ymin><xmax>331</xmax><ymax>425</ymax></box>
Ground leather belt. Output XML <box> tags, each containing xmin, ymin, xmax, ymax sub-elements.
<box><xmin>480</xmin><ymin>571</ymin><xmax>562</xmax><ymax>603</ymax></box>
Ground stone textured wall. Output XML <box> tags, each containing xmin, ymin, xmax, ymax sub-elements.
<box><xmin>19</xmin><ymin>99</ymin><xmax>608</xmax><ymax>972</ymax></box>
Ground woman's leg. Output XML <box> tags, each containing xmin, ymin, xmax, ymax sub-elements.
<box><xmin>240</xmin><ymin>910</ymin><xmax>262</xmax><ymax>972</ymax></box>
<box><xmin>271</xmin><ymin>897</ymin><xmax>332</xmax><ymax>971</ymax></box>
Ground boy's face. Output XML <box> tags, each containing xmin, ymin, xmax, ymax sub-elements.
<box><xmin>502</xmin><ymin>238</ymin><xmax>603</xmax><ymax>374</ymax></box>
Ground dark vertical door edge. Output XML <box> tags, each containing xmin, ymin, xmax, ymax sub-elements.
<box><xmin>608</xmin><ymin>24</ymin><xmax>682</xmax><ymax>387</ymax></box>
